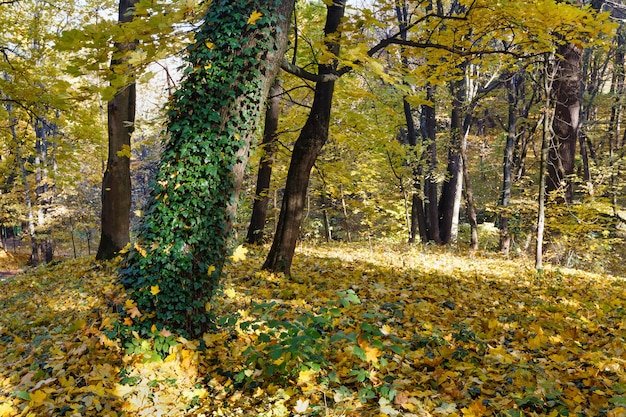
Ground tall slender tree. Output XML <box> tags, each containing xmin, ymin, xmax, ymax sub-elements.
<box><xmin>263</xmin><ymin>0</ymin><xmax>346</xmax><ymax>276</ymax></box>
<box><xmin>246</xmin><ymin>79</ymin><xmax>282</xmax><ymax>245</ymax></box>
<box><xmin>96</xmin><ymin>0</ymin><xmax>138</xmax><ymax>260</ymax></box>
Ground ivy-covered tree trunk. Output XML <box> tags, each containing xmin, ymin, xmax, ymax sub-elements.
<box><xmin>246</xmin><ymin>79</ymin><xmax>282</xmax><ymax>245</ymax></box>
<box><xmin>120</xmin><ymin>0</ymin><xmax>295</xmax><ymax>338</ymax></box>
<box><xmin>96</xmin><ymin>0</ymin><xmax>137</xmax><ymax>261</ymax></box>
<box><xmin>263</xmin><ymin>0</ymin><xmax>345</xmax><ymax>276</ymax></box>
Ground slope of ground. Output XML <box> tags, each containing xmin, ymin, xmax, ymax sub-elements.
<box><xmin>1</xmin><ymin>243</ymin><xmax>625</xmax><ymax>417</ymax></box>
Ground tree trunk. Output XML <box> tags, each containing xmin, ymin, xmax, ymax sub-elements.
<box><xmin>263</xmin><ymin>0</ymin><xmax>345</xmax><ymax>276</ymax></box>
<box><xmin>537</xmin><ymin>56</ymin><xmax>555</xmax><ymax>270</ymax></box>
<box><xmin>396</xmin><ymin>0</ymin><xmax>427</xmax><ymax>243</ymax></box>
<box><xmin>499</xmin><ymin>73</ymin><xmax>521</xmax><ymax>255</ymax></box>
<box><xmin>340</xmin><ymin>186</ymin><xmax>352</xmax><ymax>242</ymax></box>
<box><xmin>422</xmin><ymin>86</ymin><xmax>441</xmax><ymax>243</ymax></box>
<box><xmin>9</xmin><ymin>118</ymin><xmax>37</xmax><ymax>265</ymax></box>
<box><xmin>439</xmin><ymin>79</ymin><xmax>464</xmax><ymax>244</ymax></box>
<box><xmin>547</xmin><ymin>41</ymin><xmax>582</xmax><ymax>204</ymax></box>
<box><xmin>120</xmin><ymin>0</ymin><xmax>295</xmax><ymax>338</ymax></box>
<box><xmin>96</xmin><ymin>0</ymin><xmax>138</xmax><ymax>260</ymax></box>
<box><xmin>403</xmin><ymin>98</ymin><xmax>427</xmax><ymax>243</ymax></box>
<box><xmin>460</xmin><ymin>123</ymin><xmax>478</xmax><ymax>251</ymax></box>
<box><xmin>246</xmin><ymin>79</ymin><xmax>282</xmax><ymax>244</ymax></box>
<box><xmin>609</xmin><ymin>24</ymin><xmax>625</xmax><ymax>215</ymax></box>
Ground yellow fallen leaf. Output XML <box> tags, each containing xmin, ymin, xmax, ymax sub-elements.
<box><xmin>150</xmin><ymin>285</ymin><xmax>160</xmax><ymax>295</ymax></box>
<box><xmin>294</xmin><ymin>398</ymin><xmax>310</xmax><ymax>413</ymax></box>
<box><xmin>0</xmin><ymin>403</ymin><xmax>15</xmax><ymax>417</ymax></box>
<box><xmin>380</xmin><ymin>324</ymin><xmax>392</xmax><ymax>335</ymax></box>
<box><xmin>205</xmin><ymin>41</ymin><xmax>214</xmax><ymax>49</ymax></box>
<box><xmin>297</xmin><ymin>368</ymin><xmax>317</xmax><ymax>385</ymax></box>
<box><xmin>207</xmin><ymin>265</ymin><xmax>216</xmax><ymax>275</ymax></box>
<box><xmin>134</xmin><ymin>241</ymin><xmax>147</xmax><ymax>257</ymax></box>
<box><xmin>230</xmin><ymin>245</ymin><xmax>248</xmax><ymax>262</ymax></box>
<box><xmin>30</xmin><ymin>389</ymin><xmax>47</xmax><ymax>404</ymax></box>
<box><xmin>364</xmin><ymin>345</ymin><xmax>381</xmax><ymax>364</ymax></box>
<box><xmin>127</xmin><ymin>306</ymin><xmax>142</xmax><ymax>318</ymax></box>
<box><xmin>247</xmin><ymin>10</ymin><xmax>262</xmax><ymax>25</ymax></box>
<box><xmin>527</xmin><ymin>335</ymin><xmax>542</xmax><ymax>350</ymax></box>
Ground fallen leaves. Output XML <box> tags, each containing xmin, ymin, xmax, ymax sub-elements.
<box><xmin>2</xmin><ymin>244</ymin><xmax>626</xmax><ymax>416</ymax></box>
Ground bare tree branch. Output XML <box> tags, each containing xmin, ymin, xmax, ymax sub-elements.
<box><xmin>280</xmin><ymin>59</ymin><xmax>340</xmax><ymax>83</ymax></box>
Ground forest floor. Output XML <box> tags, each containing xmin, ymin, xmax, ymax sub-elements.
<box><xmin>1</xmin><ymin>243</ymin><xmax>626</xmax><ymax>417</ymax></box>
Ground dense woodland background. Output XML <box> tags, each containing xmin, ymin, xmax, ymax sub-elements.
<box><xmin>1</xmin><ymin>0</ymin><xmax>625</xmax><ymax>276</ymax></box>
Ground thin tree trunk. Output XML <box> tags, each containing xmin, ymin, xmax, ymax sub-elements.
<box><xmin>10</xmin><ymin>121</ymin><xmax>37</xmax><ymax>265</ymax></box>
<box><xmin>396</xmin><ymin>0</ymin><xmax>427</xmax><ymax>243</ymax></box>
<box><xmin>34</xmin><ymin>118</ymin><xmax>55</xmax><ymax>264</ymax></box>
<box><xmin>609</xmin><ymin>25</ymin><xmax>625</xmax><ymax>215</ymax></box>
<box><xmin>537</xmin><ymin>56</ymin><xmax>555</xmax><ymax>270</ymax></box>
<box><xmin>499</xmin><ymin>73</ymin><xmax>520</xmax><ymax>255</ymax></box>
<box><xmin>422</xmin><ymin>87</ymin><xmax>441</xmax><ymax>244</ymax></box>
<box><xmin>461</xmin><ymin>125</ymin><xmax>478</xmax><ymax>251</ymax></box>
<box><xmin>263</xmin><ymin>0</ymin><xmax>345</xmax><ymax>275</ymax></box>
<box><xmin>340</xmin><ymin>186</ymin><xmax>352</xmax><ymax>242</ymax></box>
<box><xmin>321</xmin><ymin>192</ymin><xmax>332</xmax><ymax>243</ymax></box>
<box><xmin>96</xmin><ymin>0</ymin><xmax>138</xmax><ymax>260</ymax></box>
<box><xmin>246</xmin><ymin>79</ymin><xmax>282</xmax><ymax>244</ymax></box>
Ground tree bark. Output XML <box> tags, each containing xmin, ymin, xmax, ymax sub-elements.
<box><xmin>537</xmin><ymin>56</ymin><xmax>555</xmax><ymax>270</ymax></box>
<box><xmin>461</xmin><ymin>125</ymin><xmax>478</xmax><ymax>251</ymax></box>
<box><xmin>246</xmin><ymin>79</ymin><xmax>282</xmax><ymax>244</ymax></box>
<box><xmin>422</xmin><ymin>86</ymin><xmax>441</xmax><ymax>244</ymax></box>
<box><xmin>499</xmin><ymin>73</ymin><xmax>521</xmax><ymax>255</ymax></box>
<box><xmin>609</xmin><ymin>24</ymin><xmax>625</xmax><ymax>215</ymax></box>
<box><xmin>96</xmin><ymin>0</ymin><xmax>137</xmax><ymax>260</ymax></box>
<box><xmin>396</xmin><ymin>0</ymin><xmax>427</xmax><ymax>243</ymax></box>
<box><xmin>439</xmin><ymin>79</ymin><xmax>464</xmax><ymax>244</ymax></box>
<box><xmin>547</xmin><ymin>41</ymin><xmax>582</xmax><ymax>204</ymax></box>
<box><xmin>263</xmin><ymin>0</ymin><xmax>345</xmax><ymax>275</ymax></box>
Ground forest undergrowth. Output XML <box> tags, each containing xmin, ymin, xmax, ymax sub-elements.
<box><xmin>1</xmin><ymin>243</ymin><xmax>626</xmax><ymax>416</ymax></box>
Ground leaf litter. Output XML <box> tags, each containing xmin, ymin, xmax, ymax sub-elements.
<box><xmin>1</xmin><ymin>243</ymin><xmax>626</xmax><ymax>416</ymax></box>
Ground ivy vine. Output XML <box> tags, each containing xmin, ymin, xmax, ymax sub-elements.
<box><xmin>119</xmin><ymin>0</ymin><xmax>281</xmax><ymax>339</ymax></box>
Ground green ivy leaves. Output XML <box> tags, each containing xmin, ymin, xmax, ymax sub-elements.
<box><xmin>119</xmin><ymin>0</ymin><xmax>282</xmax><ymax>339</ymax></box>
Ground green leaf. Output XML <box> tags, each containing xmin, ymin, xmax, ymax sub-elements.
<box><xmin>14</xmin><ymin>391</ymin><xmax>31</xmax><ymax>401</ymax></box>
